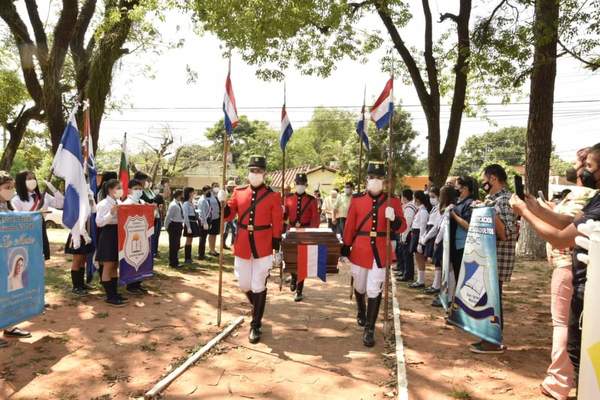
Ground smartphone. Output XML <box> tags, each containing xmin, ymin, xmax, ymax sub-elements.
<box><xmin>514</xmin><ymin>175</ymin><xmax>525</xmax><ymax>200</ymax></box>
<box><xmin>537</xmin><ymin>190</ymin><xmax>546</xmax><ymax>203</ymax></box>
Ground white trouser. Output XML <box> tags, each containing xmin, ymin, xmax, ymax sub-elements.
<box><xmin>351</xmin><ymin>261</ymin><xmax>386</xmax><ymax>299</ymax></box>
<box><xmin>234</xmin><ymin>255</ymin><xmax>272</xmax><ymax>293</ymax></box>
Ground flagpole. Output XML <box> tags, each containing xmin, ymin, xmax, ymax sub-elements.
<box><xmin>357</xmin><ymin>84</ymin><xmax>366</xmax><ymax>193</ymax></box>
<box><xmin>279</xmin><ymin>82</ymin><xmax>287</xmax><ymax>292</ymax></box>
<box><xmin>383</xmin><ymin>63</ymin><xmax>394</xmax><ymax>337</ymax></box>
<box><xmin>217</xmin><ymin>57</ymin><xmax>232</xmax><ymax>327</ymax></box>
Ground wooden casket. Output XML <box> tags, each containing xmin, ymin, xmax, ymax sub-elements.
<box><xmin>282</xmin><ymin>228</ymin><xmax>341</xmax><ymax>274</ymax></box>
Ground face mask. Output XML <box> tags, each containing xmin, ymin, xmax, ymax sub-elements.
<box><xmin>213</xmin><ymin>187</ymin><xmax>220</xmax><ymax>194</ymax></box>
<box><xmin>367</xmin><ymin>179</ymin><xmax>383</xmax><ymax>195</ymax></box>
<box><xmin>331</xmin><ymin>192</ymin><xmax>338</xmax><ymax>198</ymax></box>
<box><xmin>296</xmin><ymin>185</ymin><xmax>306</xmax><ymax>195</ymax></box>
<box><xmin>344</xmin><ymin>188</ymin><xmax>352</xmax><ymax>195</ymax></box>
<box><xmin>0</xmin><ymin>188</ymin><xmax>15</xmax><ymax>201</ymax></box>
<box><xmin>132</xmin><ymin>190</ymin><xmax>143</xmax><ymax>201</ymax></box>
<box><xmin>482</xmin><ymin>182</ymin><xmax>491</xmax><ymax>193</ymax></box>
<box><xmin>114</xmin><ymin>189</ymin><xmax>123</xmax><ymax>199</ymax></box>
<box><xmin>565</xmin><ymin>167</ymin><xmax>578</xmax><ymax>183</ymax></box>
<box><xmin>430</xmin><ymin>197</ymin><xmax>439</xmax><ymax>206</ymax></box>
<box><xmin>144</xmin><ymin>181</ymin><xmax>150</xmax><ymax>189</ymax></box>
<box><xmin>26</xmin><ymin>179</ymin><xmax>37</xmax><ymax>191</ymax></box>
<box><xmin>580</xmin><ymin>169</ymin><xmax>598</xmax><ymax>189</ymax></box>
<box><xmin>248</xmin><ymin>172</ymin><xmax>264</xmax><ymax>187</ymax></box>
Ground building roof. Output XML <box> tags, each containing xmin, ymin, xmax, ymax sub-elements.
<box><xmin>269</xmin><ymin>165</ymin><xmax>338</xmax><ymax>188</ymax></box>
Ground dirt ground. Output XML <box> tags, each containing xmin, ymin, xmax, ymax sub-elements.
<box><xmin>1</xmin><ymin>230</ymin><xmax>396</xmax><ymax>400</ymax></box>
<box><xmin>396</xmin><ymin>260</ymin><xmax>574</xmax><ymax>400</ymax></box>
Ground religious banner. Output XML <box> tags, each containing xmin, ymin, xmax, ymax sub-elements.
<box><xmin>0</xmin><ymin>212</ymin><xmax>45</xmax><ymax>329</ymax></box>
<box><xmin>118</xmin><ymin>204</ymin><xmax>155</xmax><ymax>285</ymax></box>
<box><xmin>448</xmin><ymin>206</ymin><xmax>502</xmax><ymax>346</ymax></box>
<box><xmin>439</xmin><ymin>210</ymin><xmax>455</xmax><ymax>310</ymax></box>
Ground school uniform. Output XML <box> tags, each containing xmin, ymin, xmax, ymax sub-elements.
<box><xmin>419</xmin><ymin>205</ymin><xmax>441</xmax><ymax>258</ymax></box>
<box><xmin>165</xmin><ymin>199</ymin><xmax>185</xmax><ymax>268</ymax></box>
<box><xmin>141</xmin><ymin>189</ymin><xmax>161</xmax><ymax>257</ymax></box>
<box><xmin>409</xmin><ymin>205</ymin><xmax>429</xmax><ymax>254</ymax></box>
<box><xmin>206</xmin><ymin>195</ymin><xmax>221</xmax><ymax>235</ymax></box>
<box><xmin>182</xmin><ymin>200</ymin><xmax>198</xmax><ymax>262</ymax></box>
<box><xmin>12</xmin><ymin>191</ymin><xmax>64</xmax><ymax>260</ymax></box>
<box><xmin>196</xmin><ymin>196</ymin><xmax>210</xmax><ymax>259</ymax></box>
<box><xmin>95</xmin><ymin>196</ymin><xmax>119</xmax><ymax>262</ymax></box>
<box><xmin>396</xmin><ymin>201</ymin><xmax>417</xmax><ymax>281</ymax></box>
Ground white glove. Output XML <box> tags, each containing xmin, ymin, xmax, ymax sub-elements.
<box><xmin>385</xmin><ymin>206</ymin><xmax>395</xmax><ymax>221</ymax></box>
<box><xmin>203</xmin><ymin>222</ymin><xmax>209</xmax><ymax>230</ymax></box>
<box><xmin>339</xmin><ymin>256</ymin><xmax>350</xmax><ymax>265</ymax></box>
<box><xmin>417</xmin><ymin>244</ymin><xmax>423</xmax><ymax>254</ymax></box>
<box><xmin>217</xmin><ymin>189</ymin><xmax>228</xmax><ymax>202</ymax></box>
<box><xmin>273</xmin><ymin>251</ymin><xmax>283</xmax><ymax>265</ymax></box>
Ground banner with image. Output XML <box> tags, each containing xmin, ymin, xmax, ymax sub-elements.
<box><xmin>439</xmin><ymin>210</ymin><xmax>455</xmax><ymax>310</ymax></box>
<box><xmin>448</xmin><ymin>206</ymin><xmax>502</xmax><ymax>346</ymax></box>
<box><xmin>118</xmin><ymin>204</ymin><xmax>155</xmax><ymax>285</ymax></box>
<box><xmin>0</xmin><ymin>212</ymin><xmax>45</xmax><ymax>328</ymax></box>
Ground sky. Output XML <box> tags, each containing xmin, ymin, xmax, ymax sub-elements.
<box><xmin>15</xmin><ymin>2</ymin><xmax>600</xmax><ymax>161</ymax></box>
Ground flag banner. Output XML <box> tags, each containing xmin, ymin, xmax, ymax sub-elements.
<box><xmin>280</xmin><ymin>105</ymin><xmax>294</xmax><ymax>150</ymax></box>
<box><xmin>578</xmin><ymin>220</ymin><xmax>600</xmax><ymax>399</ymax></box>
<box><xmin>370</xmin><ymin>79</ymin><xmax>394</xmax><ymax>130</ymax></box>
<box><xmin>355</xmin><ymin>105</ymin><xmax>370</xmax><ymax>151</ymax></box>
<box><xmin>448</xmin><ymin>206</ymin><xmax>502</xmax><ymax>346</ymax></box>
<box><xmin>223</xmin><ymin>71</ymin><xmax>239</xmax><ymax>135</ymax></box>
<box><xmin>439</xmin><ymin>210</ymin><xmax>455</xmax><ymax>310</ymax></box>
<box><xmin>297</xmin><ymin>244</ymin><xmax>328</xmax><ymax>283</ymax></box>
<box><xmin>118</xmin><ymin>205</ymin><xmax>155</xmax><ymax>285</ymax></box>
<box><xmin>0</xmin><ymin>212</ymin><xmax>45</xmax><ymax>328</ymax></box>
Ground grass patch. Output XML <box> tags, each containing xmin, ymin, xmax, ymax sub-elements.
<box><xmin>141</xmin><ymin>342</ymin><xmax>158</xmax><ymax>352</ymax></box>
<box><xmin>96</xmin><ymin>312</ymin><xmax>109</xmax><ymax>319</ymax></box>
<box><xmin>448</xmin><ymin>389</ymin><xmax>472</xmax><ymax>399</ymax></box>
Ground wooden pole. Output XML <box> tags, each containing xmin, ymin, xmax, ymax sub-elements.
<box><xmin>383</xmin><ymin>73</ymin><xmax>394</xmax><ymax>337</ymax></box>
<box><xmin>216</xmin><ymin>128</ymin><xmax>229</xmax><ymax>327</ymax></box>
<box><xmin>280</xmin><ymin>146</ymin><xmax>285</xmax><ymax>292</ymax></box>
<box><xmin>144</xmin><ymin>316</ymin><xmax>244</xmax><ymax>399</ymax></box>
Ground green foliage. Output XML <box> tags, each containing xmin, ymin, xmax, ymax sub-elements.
<box><xmin>10</xmin><ymin>130</ymin><xmax>50</xmax><ymax>176</ymax></box>
<box><xmin>0</xmin><ymin>69</ymin><xmax>28</xmax><ymax>126</ymax></box>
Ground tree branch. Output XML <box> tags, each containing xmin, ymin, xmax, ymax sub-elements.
<box><xmin>439</xmin><ymin>13</ymin><xmax>459</xmax><ymax>23</ymax></box>
<box><xmin>422</xmin><ymin>0</ymin><xmax>440</xmax><ymax>114</ymax></box>
<box><xmin>558</xmin><ymin>39</ymin><xmax>600</xmax><ymax>71</ymax></box>
<box><xmin>24</xmin><ymin>0</ymin><xmax>49</xmax><ymax>68</ymax></box>
<box><xmin>48</xmin><ymin>0</ymin><xmax>78</xmax><ymax>79</ymax></box>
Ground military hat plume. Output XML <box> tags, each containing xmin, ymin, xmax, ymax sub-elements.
<box><xmin>295</xmin><ymin>173</ymin><xmax>308</xmax><ymax>184</ymax></box>
<box><xmin>367</xmin><ymin>161</ymin><xmax>386</xmax><ymax>177</ymax></box>
<box><xmin>248</xmin><ymin>155</ymin><xmax>267</xmax><ymax>169</ymax></box>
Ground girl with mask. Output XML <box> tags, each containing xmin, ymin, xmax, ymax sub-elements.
<box><xmin>95</xmin><ymin>179</ymin><xmax>127</xmax><ymax>306</ymax></box>
<box><xmin>449</xmin><ymin>176</ymin><xmax>478</xmax><ymax>287</ymax></box>
<box><xmin>182</xmin><ymin>187</ymin><xmax>199</xmax><ymax>264</ymax></box>
<box><xmin>0</xmin><ymin>171</ymin><xmax>32</xmax><ymax>347</ymax></box>
<box><xmin>408</xmin><ymin>190</ymin><xmax>432</xmax><ymax>289</ymax></box>
<box><xmin>12</xmin><ymin>171</ymin><xmax>64</xmax><ymax>260</ymax></box>
<box><xmin>418</xmin><ymin>187</ymin><xmax>443</xmax><ymax>294</ymax></box>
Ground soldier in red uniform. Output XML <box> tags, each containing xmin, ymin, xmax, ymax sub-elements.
<box><xmin>340</xmin><ymin>161</ymin><xmax>406</xmax><ymax>347</ymax></box>
<box><xmin>221</xmin><ymin>155</ymin><xmax>283</xmax><ymax>344</ymax></box>
<box><xmin>284</xmin><ymin>172</ymin><xmax>320</xmax><ymax>302</ymax></box>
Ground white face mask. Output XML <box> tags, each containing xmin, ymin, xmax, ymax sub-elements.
<box><xmin>132</xmin><ymin>189</ymin><xmax>143</xmax><ymax>201</ymax></box>
<box><xmin>26</xmin><ymin>179</ymin><xmax>37</xmax><ymax>191</ymax></box>
<box><xmin>0</xmin><ymin>188</ymin><xmax>15</xmax><ymax>201</ymax></box>
<box><xmin>296</xmin><ymin>185</ymin><xmax>306</xmax><ymax>195</ymax></box>
<box><xmin>114</xmin><ymin>189</ymin><xmax>123</xmax><ymax>199</ymax></box>
<box><xmin>344</xmin><ymin>188</ymin><xmax>352</xmax><ymax>195</ymax></box>
<box><xmin>213</xmin><ymin>187</ymin><xmax>220</xmax><ymax>194</ymax></box>
<box><xmin>367</xmin><ymin>179</ymin><xmax>383</xmax><ymax>195</ymax></box>
<box><xmin>430</xmin><ymin>197</ymin><xmax>439</xmax><ymax>206</ymax></box>
<box><xmin>248</xmin><ymin>172</ymin><xmax>264</xmax><ymax>187</ymax></box>
<box><xmin>144</xmin><ymin>181</ymin><xmax>150</xmax><ymax>189</ymax></box>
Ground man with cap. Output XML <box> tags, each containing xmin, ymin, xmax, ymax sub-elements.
<box><xmin>340</xmin><ymin>161</ymin><xmax>406</xmax><ymax>347</ymax></box>
<box><xmin>223</xmin><ymin>180</ymin><xmax>237</xmax><ymax>249</ymax></box>
<box><xmin>220</xmin><ymin>155</ymin><xmax>283</xmax><ymax>344</ymax></box>
<box><xmin>284</xmin><ymin>172</ymin><xmax>320</xmax><ymax>302</ymax></box>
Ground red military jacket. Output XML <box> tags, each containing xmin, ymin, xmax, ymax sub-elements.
<box><xmin>342</xmin><ymin>192</ymin><xmax>406</xmax><ymax>269</ymax></box>
<box><xmin>284</xmin><ymin>193</ymin><xmax>320</xmax><ymax>229</ymax></box>
<box><xmin>225</xmin><ymin>184</ymin><xmax>283</xmax><ymax>260</ymax></box>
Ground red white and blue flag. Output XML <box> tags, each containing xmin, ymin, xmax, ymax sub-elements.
<box><xmin>223</xmin><ymin>70</ymin><xmax>239</xmax><ymax>135</ymax></box>
<box><xmin>370</xmin><ymin>79</ymin><xmax>394</xmax><ymax>129</ymax></box>
<box><xmin>296</xmin><ymin>244</ymin><xmax>328</xmax><ymax>283</ymax></box>
<box><xmin>356</xmin><ymin>102</ymin><xmax>370</xmax><ymax>151</ymax></box>
<box><xmin>280</xmin><ymin>104</ymin><xmax>294</xmax><ymax>150</ymax></box>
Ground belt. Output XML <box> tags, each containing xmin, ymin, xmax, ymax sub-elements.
<box><xmin>238</xmin><ymin>223</ymin><xmax>271</xmax><ymax>232</ymax></box>
<box><xmin>356</xmin><ymin>231</ymin><xmax>387</xmax><ymax>238</ymax></box>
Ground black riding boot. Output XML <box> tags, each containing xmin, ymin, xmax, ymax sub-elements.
<box><xmin>363</xmin><ymin>294</ymin><xmax>382</xmax><ymax>347</ymax></box>
<box><xmin>245</xmin><ymin>291</ymin><xmax>254</xmax><ymax>305</ymax></box>
<box><xmin>290</xmin><ymin>274</ymin><xmax>297</xmax><ymax>292</ymax></box>
<box><xmin>354</xmin><ymin>290</ymin><xmax>367</xmax><ymax>327</ymax></box>
<box><xmin>71</xmin><ymin>270</ymin><xmax>79</xmax><ymax>290</ymax></box>
<box><xmin>184</xmin><ymin>245</ymin><xmax>192</xmax><ymax>264</ymax></box>
<box><xmin>249</xmin><ymin>289</ymin><xmax>267</xmax><ymax>344</ymax></box>
<box><xmin>294</xmin><ymin>281</ymin><xmax>304</xmax><ymax>302</ymax></box>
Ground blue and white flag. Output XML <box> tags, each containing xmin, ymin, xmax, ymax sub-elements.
<box><xmin>0</xmin><ymin>212</ymin><xmax>45</xmax><ymax>328</ymax></box>
<box><xmin>52</xmin><ymin>118</ymin><xmax>91</xmax><ymax>249</ymax></box>
<box><xmin>280</xmin><ymin>104</ymin><xmax>294</xmax><ymax>150</ymax></box>
<box><xmin>370</xmin><ymin>79</ymin><xmax>394</xmax><ymax>130</ymax></box>
<box><xmin>356</xmin><ymin>103</ymin><xmax>370</xmax><ymax>151</ymax></box>
<box><xmin>448</xmin><ymin>206</ymin><xmax>502</xmax><ymax>346</ymax></box>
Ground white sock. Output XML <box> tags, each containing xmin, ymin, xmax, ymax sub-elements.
<box><xmin>417</xmin><ymin>270</ymin><xmax>426</xmax><ymax>285</ymax></box>
<box><xmin>432</xmin><ymin>269</ymin><xmax>442</xmax><ymax>289</ymax></box>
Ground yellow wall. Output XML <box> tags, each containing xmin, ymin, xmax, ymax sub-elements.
<box><xmin>306</xmin><ymin>169</ymin><xmax>337</xmax><ymax>194</ymax></box>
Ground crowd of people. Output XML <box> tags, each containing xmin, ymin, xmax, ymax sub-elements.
<box><xmin>0</xmin><ymin>142</ymin><xmax>599</xmax><ymax>400</ymax></box>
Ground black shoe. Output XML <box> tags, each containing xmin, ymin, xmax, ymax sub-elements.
<box><xmin>294</xmin><ymin>292</ymin><xmax>304</xmax><ymax>302</ymax></box>
<box><xmin>354</xmin><ymin>290</ymin><xmax>367</xmax><ymax>327</ymax></box>
<box><xmin>363</xmin><ymin>294</ymin><xmax>381</xmax><ymax>348</ymax></box>
<box><xmin>106</xmin><ymin>297</ymin><xmax>127</xmax><ymax>307</ymax></box>
<box><xmin>399</xmin><ymin>276</ymin><xmax>412</xmax><ymax>282</ymax></box>
<box><xmin>111</xmin><ymin>279</ymin><xmax>128</xmax><ymax>302</ymax></box>
<box><xmin>249</xmin><ymin>326</ymin><xmax>261</xmax><ymax>344</ymax></box>
<box><xmin>126</xmin><ymin>286</ymin><xmax>144</xmax><ymax>295</ymax></box>
<box><xmin>209</xmin><ymin>251</ymin><xmax>219</xmax><ymax>257</ymax></box>
<box><xmin>423</xmin><ymin>286</ymin><xmax>440</xmax><ymax>295</ymax></box>
<box><xmin>71</xmin><ymin>287</ymin><xmax>89</xmax><ymax>296</ymax></box>
<box><xmin>3</xmin><ymin>327</ymin><xmax>32</xmax><ymax>338</ymax></box>
<box><xmin>223</xmin><ymin>245</ymin><xmax>231</xmax><ymax>250</ymax></box>
<box><xmin>290</xmin><ymin>274</ymin><xmax>297</xmax><ymax>292</ymax></box>
<box><xmin>408</xmin><ymin>281</ymin><xmax>425</xmax><ymax>289</ymax></box>
<box><xmin>184</xmin><ymin>245</ymin><xmax>192</xmax><ymax>263</ymax></box>
<box><xmin>431</xmin><ymin>298</ymin><xmax>443</xmax><ymax>308</ymax></box>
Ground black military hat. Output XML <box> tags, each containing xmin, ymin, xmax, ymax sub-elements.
<box><xmin>295</xmin><ymin>173</ymin><xmax>308</xmax><ymax>185</ymax></box>
<box><xmin>248</xmin><ymin>155</ymin><xmax>267</xmax><ymax>169</ymax></box>
<box><xmin>367</xmin><ymin>161</ymin><xmax>386</xmax><ymax>177</ymax></box>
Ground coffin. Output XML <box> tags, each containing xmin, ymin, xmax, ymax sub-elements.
<box><xmin>282</xmin><ymin>228</ymin><xmax>341</xmax><ymax>274</ymax></box>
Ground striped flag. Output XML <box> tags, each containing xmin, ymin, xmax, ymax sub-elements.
<box><xmin>297</xmin><ymin>244</ymin><xmax>328</xmax><ymax>283</ymax></box>
<box><xmin>280</xmin><ymin>104</ymin><xmax>294</xmax><ymax>150</ymax></box>
<box><xmin>370</xmin><ymin>79</ymin><xmax>394</xmax><ymax>130</ymax></box>
<box><xmin>356</xmin><ymin>102</ymin><xmax>370</xmax><ymax>151</ymax></box>
<box><xmin>223</xmin><ymin>69</ymin><xmax>239</xmax><ymax>135</ymax></box>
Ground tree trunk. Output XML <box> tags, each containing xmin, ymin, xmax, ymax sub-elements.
<box><xmin>0</xmin><ymin>106</ymin><xmax>42</xmax><ymax>170</ymax></box>
<box><xmin>517</xmin><ymin>0</ymin><xmax>559</xmax><ymax>259</ymax></box>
